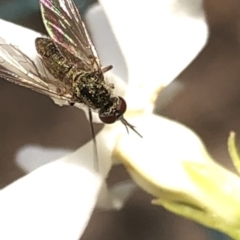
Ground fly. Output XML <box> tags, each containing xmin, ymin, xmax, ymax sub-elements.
<box><xmin>0</xmin><ymin>0</ymin><xmax>142</xmax><ymax>170</ymax></box>
<box><xmin>0</xmin><ymin>0</ymin><xmax>141</xmax><ymax>136</ymax></box>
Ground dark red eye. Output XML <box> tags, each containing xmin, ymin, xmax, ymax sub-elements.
<box><xmin>100</xmin><ymin>115</ymin><xmax>117</xmax><ymax>124</ymax></box>
<box><xmin>99</xmin><ymin>97</ymin><xmax>127</xmax><ymax>124</ymax></box>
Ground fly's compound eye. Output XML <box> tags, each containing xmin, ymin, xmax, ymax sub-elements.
<box><xmin>99</xmin><ymin>96</ymin><xmax>127</xmax><ymax>124</ymax></box>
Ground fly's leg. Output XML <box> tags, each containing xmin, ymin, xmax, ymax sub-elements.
<box><xmin>102</xmin><ymin>65</ymin><xmax>113</xmax><ymax>73</ymax></box>
<box><xmin>68</xmin><ymin>101</ymin><xmax>75</xmax><ymax>106</ymax></box>
<box><xmin>102</xmin><ymin>65</ymin><xmax>114</xmax><ymax>89</ymax></box>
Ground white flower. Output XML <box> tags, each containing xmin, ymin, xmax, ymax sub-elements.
<box><xmin>0</xmin><ymin>0</ymin><xmax>210</xmax><ymax>239</ymax></box>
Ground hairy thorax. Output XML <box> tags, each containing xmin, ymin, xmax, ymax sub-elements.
<box><xmin>73</xmin><ymin>71</ymin><xmax>113</xmax><ymax>109</ymax></box>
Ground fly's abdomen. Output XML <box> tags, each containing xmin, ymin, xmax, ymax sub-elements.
<box><xmin>35</xmin><ymin>37</ymin><xmax>74</xmax><ymax>83</ymax></box>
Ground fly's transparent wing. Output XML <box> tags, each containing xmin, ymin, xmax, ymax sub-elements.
<box><xmin>0</xmin><ymin>37</ymin><xmax>73</xmax><ymax>101</ymax></box>
<box><xmin>40</xmin><ymin>0</ymin><xmax>101</xmax><ymax>72</ymax></box>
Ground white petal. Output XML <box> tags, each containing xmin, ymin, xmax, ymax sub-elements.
<box><xmin>0</xmin><ymin>160</ymin><xmax>102</xmax><ymax>240</ymax></box>
<box><xmin>114</xmin><ymin>114</ymin><xmax>214</xmax><ymax>196</ymax></box>
<box><xmin>96</xmin><ymin>180</ymin><xmax>137</xmax><ymax>210</ymax></box>
<box><xmin>15</xmin><ymin>145</ymin><xmax>72</xmax><ymax>172</ymax></box>
<box><xmin>88</xmin><ymin>0</ymin><xmax>208</xmax><ymax>111</ymax></box>
<box><xmin>84</xmin><ymin>4</ymin><xmax>129</xmax><ymax>83</ymax></box>
<box><xmin>108</xmin><ymin>180</ymin><xmax>137</xmax><ymax>210</ymax></box>
<box><xmin>15</xmin><ymin>121</ymin><xmax>123</xmax><ymax>175</ymax></box>
<box><xmin>0</xmin><ymin>19</ymin><xmax>40</xmax><ymax>59</ymax></box>
<box><xmin>14</xmin><ymin>127</ymin><xmax>135</xmax><ymax>211</ymax></box>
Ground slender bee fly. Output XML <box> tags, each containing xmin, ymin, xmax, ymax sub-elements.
<box><xmin>0</xmin><ymin>0</ymin><xmax>142</xmax><ymax>168</ymax></box>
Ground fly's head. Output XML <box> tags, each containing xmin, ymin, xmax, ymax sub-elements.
<box><xmin>99</xmin><ymin>97</ymin><xmax>142</xmax><ymax>138</ymax></box>
<box><xmin>99</xmin><ymin>96</ymin><xmax>126</xmax><ymax>124</ymax></box>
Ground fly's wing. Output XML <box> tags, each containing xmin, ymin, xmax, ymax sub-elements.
<box><xmin>0</xmin><ymin>37</ymin><xmax>73</xmax><ymax>102</ymax></box>
<box><xmin>40</xmin><ymin>0</ymin><xmax>101</xmax><ymax>72</ymax></box>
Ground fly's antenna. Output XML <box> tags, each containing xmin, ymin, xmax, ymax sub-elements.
<box><xmin>120</xmin><ymin>117</ymin><xmax>143</xmax><ymax>138</ymax></box>
<box><xmin>88</xmin><ymin>108</ymin><xmax>99</xmax><ymax>171</ymax></box>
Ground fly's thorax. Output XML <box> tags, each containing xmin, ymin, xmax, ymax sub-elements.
<box><xmin>73</xmin><ymin>71</ymin><xmax>113</xmax><ymax>109</ymax></box>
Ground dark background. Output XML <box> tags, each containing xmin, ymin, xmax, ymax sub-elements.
<box><xmin>0</xmin><ymin>0</ymin><xmax>239</xmax><ymax>239</ymax></box>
